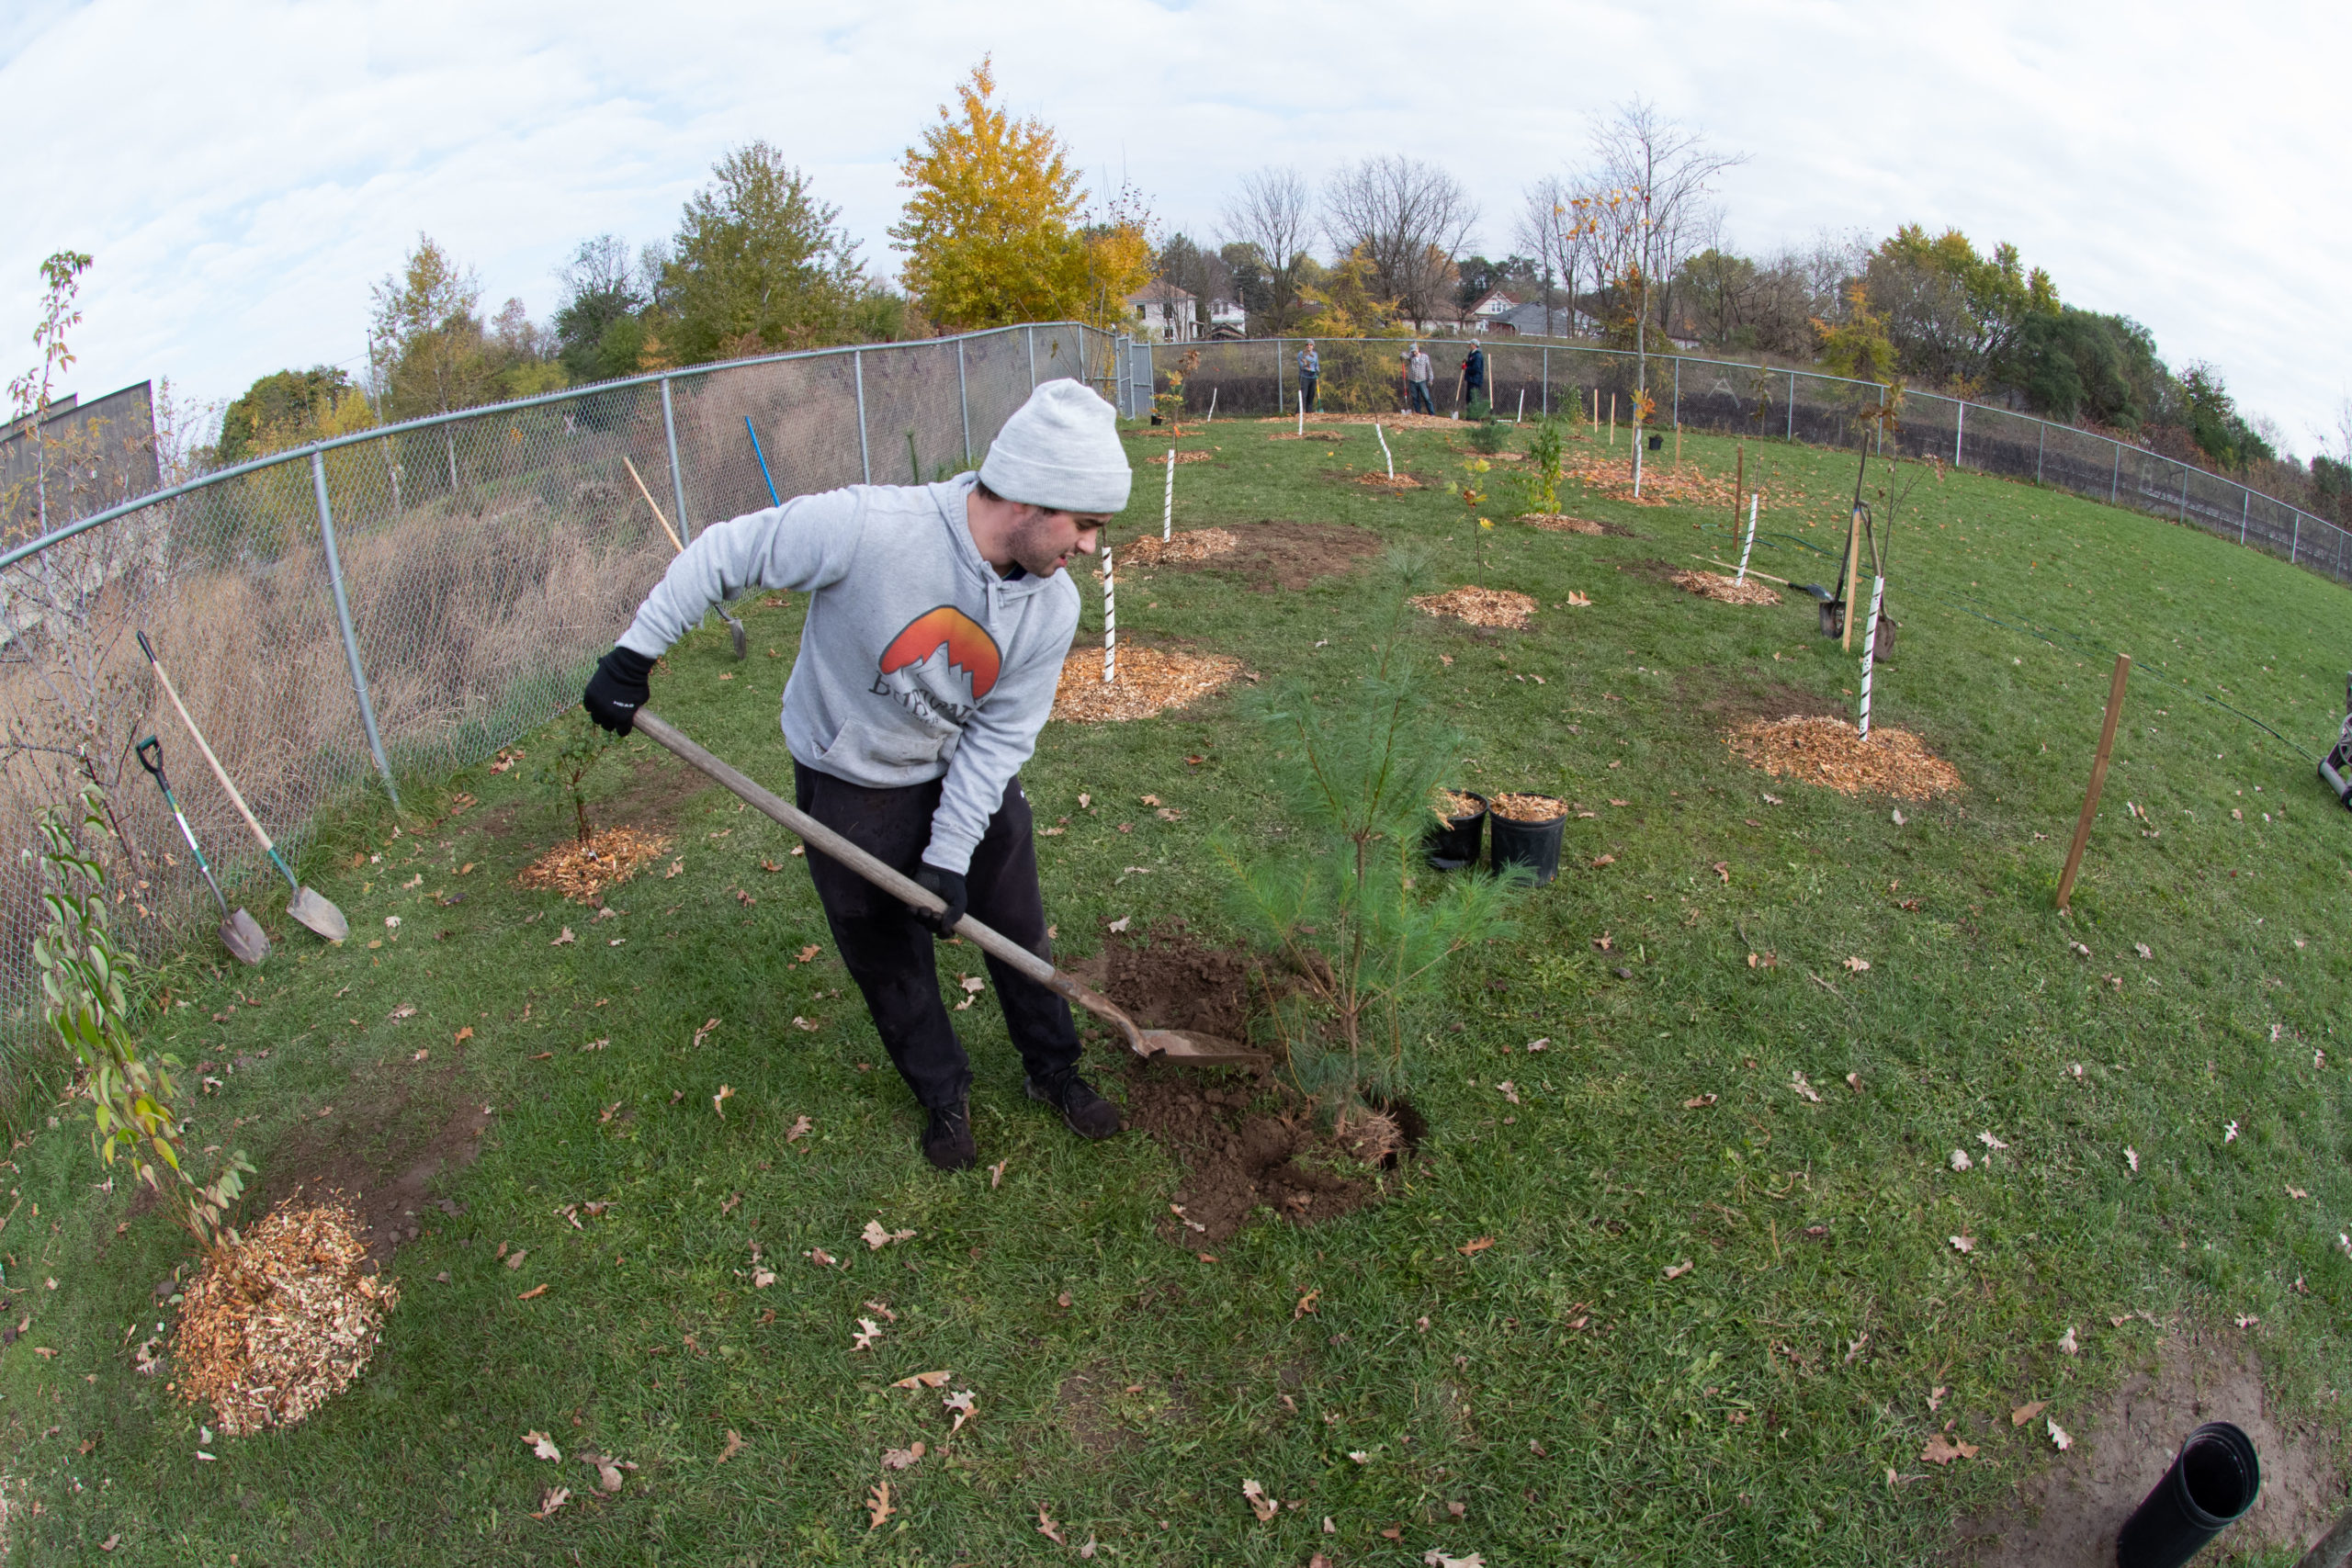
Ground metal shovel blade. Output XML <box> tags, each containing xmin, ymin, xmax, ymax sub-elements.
<box><xmin>221</xmin><ymin>908</ymin><xmax>271</xmax><ymax>964</ymax></box>
<box><xmin>1136</xmin><ymin>1027</ymin><xmax>1264</xmax><ymax>1067</ymax></box>
<box><xmin>287</xmin><ymin>886</ymin><xmax>349</xmax><ymax>942</ymax></box>
<box><xmin>726</xmin><ymin>613</ymin><xmax>748</xmax><ymax>660</ymax></box>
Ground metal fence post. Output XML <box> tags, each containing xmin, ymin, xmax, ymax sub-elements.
<box><xmin>2036</xmin><ymin>423</ymin><xmax>2045</xmax><ymax>485</ymax></box>
<box><xmin>660</xmin><ymin>376</ymin><xmax>692</xmax><ymax>542</ymax></box>
<box><xmin>1955</xmin><ymin>402</ymin><xmax>1965</xmax><ymax>467</ymax></box>
<box><xmin>854</xmin><ymin>349</ymin><xmax>871</xmax><ymax>484</ymax></box>
<box><xmin>1786</xmin><ymin>369</ymin><xmax>1795</xmax><ymax>441</ymax></box>
<box><xmin>2291</xmin><ymin>513</ymin><xmax>2300</xmax><ymax>564</ymax></box>
<box><xmin>956</xmin><ymin>336</ymin><xmax>972</xmax><ymax>466</ymax></box>
<box><xmin>2110</xmin><ymin>442</ymin><xmax>2121</xmax><ymax>505</ymax></box>
<box><xmin>311</xmin><ymin>450</ymin><xmax>400</xmax><ymax>811</ymax></box>
<box><xmin>1274</xmin><ymin>339</ymin><xmax>1284</xmax><ymax>412</ymax></box>
<box><xmin>1026</xmin><ymin>326</ymin><xmax>1037</xmax><ymax>389</ymax></box>
<box><xmin>2242</xmin><ymin>489</ymin><xmax>2250</xmax><ymax>544</ymax></box>
<box><xmin>1877</xmin><ymin>383</ymin><xmax>1885</xmax><ymax>456</ymax></box>
<box><xmin>2178</xmin><ymin>463</ymin><xmax>2188</xmax><ymax>524</ymax></box>
<box><xmin>1671</xmin><ymin>357</ymin><xmax>1680</xmax><ymax>432</ymax></box>
<box><xmin>1542</xmin><ymin>346</ymin><xmax>1549</xmax><ymax>416</ymax></box>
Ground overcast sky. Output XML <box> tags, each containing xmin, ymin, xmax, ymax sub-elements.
<box><xmin>6</xmin><ymin>0</ymin><xmax>2345</xmax><ymax>457</ymax></box>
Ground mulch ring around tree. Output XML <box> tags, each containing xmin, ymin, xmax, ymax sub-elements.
<box><xmin>169</xmin><ymin>1194</ymin><xmax>400</xmax><ymax>1437</ymax></box>
<box><xmin>1143</xmin><ymin>448</ymin><xmax>1216</xmax><ymax>466</ymax></box>
<box><xmin>1051</xmin><ymin>646</ymin><xmax>1248</xmax><ymax>723</ymax></box>
<box><xmin>516</xmin><ymin>825</ymin><xmax>673</xmax><ymax>904</ymax></box>
<box><xmin>1726</xmin><ymin>715</ymin><xmax>1963</xmax><ymax>801</ymax></box>
<box><xmin>1410</xmin><ymin>586</ymin><xmax>1537</xmax><ymax>630</ymax></box>
<box><xmin>1340</xmin><ymin>470</ymin><xmax>1426</xmax><ymax>491</ymax></box>
<box><xmin>1117</xmin><ymin>528</ymin><xmax>1238</xmax><ymax>566</ymax></box>
<box><xmin>1670</xmin><ymin>569</ymin><xmax>1782</xmax><ymax>606</ymax></box>
<box><xmin>1521</xmin><ymin>513</ymin><xmax>1638</xmax><ymax>537</ymax></box>
<box><xmin>1066</xmin><ymin>923</ymin><xmax>1404</xmax><ymax>1247</ymax></box>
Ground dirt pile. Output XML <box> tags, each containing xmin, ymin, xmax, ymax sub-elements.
<box><xmin>1143</xmin><ymin>449</ymin><xmax>1215</xmax><ymax>466</ymax></box>
<box><xmin>1052</xmin><ymin>648</ymin><xmax>1245</xmax><ymax>724</ymax></box>
<box><xmin>1671</xmin><ymin>570</ymin><xmax>1782</xmax><ymax>606</ymax></box>
<box><xmin>1411</xmin><ymin>587</ymin><xmax>1536</xmax><ymax>630</ymax></box>
<box><xmin>1726</xmin><ymin>715</ymin><xmax>1962</xmax><ymax>800</ymax></box>
<box><xmin>1118</xmin><ymin>528</ymin><xmax>1238</xmax><ymax>567</ymax></box>
<box><xmin>1351</xmin><ymin>471</ymin><xmax>1424</xmax><ymax>491</ymax></box>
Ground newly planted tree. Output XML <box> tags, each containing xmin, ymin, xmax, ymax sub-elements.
<box><xmin>534</xmin><ymin>712</ymin><xmax>620</xmax><ymax>848</ymax></box>
<box><xmin>1520</xmin><ymin>416</ymin><xmax>1566</xmax><ymax>513</ymax></box>
<box><xmin>1223</xmin><ymin>581</ymin><xmax>1519</xmax><ymax>1136</ymax></box>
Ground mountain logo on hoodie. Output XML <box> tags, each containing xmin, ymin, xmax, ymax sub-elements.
<box><xmin>871</xmin><ymin>604</ymin><xmax>1001</xmax><ymax>726</ymax></box>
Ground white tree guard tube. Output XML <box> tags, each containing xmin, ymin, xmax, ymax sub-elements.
<box><xmin>1857</xmin><ymin>574</ymin><xmax>1886</xmax><ymax>739</ymax></box>
<box><xmin>1374</xmin><ymin>423</ymin><xmax>1395</xmax><ymax>479</ymax></box>
<box><xmin>1736</xmin><ymin>493</ymin><xmax>1758</xmax><ymax>582</ymax></box>
<box><xmin>1296</xmin><ymin>389</ymin><xmax>1305</xmax><ymax>434</ymax></box>
<box><xmin>1102</xmin><ymin>539</ymin><xmax>1116</xmax><ymax>683</ymax></box>
<box><xmin>1206</xmin><ymin>387</ymin><xmax>1217</xmax><ymax>422</ymax></box>
<box><xmin>1161</xmin><ymin>441</ymin><xmax>1176</xmax><ymax>542</ymax></box>
<box><xmin>1633</xmin><ymin>427</ymin><xmax>1645</xmax><ymax>498</ymax></box>
<box><xmin>1515</xmin><ymin>389</ymin><xmax>1525</xmax><ymax>423</ymax></box>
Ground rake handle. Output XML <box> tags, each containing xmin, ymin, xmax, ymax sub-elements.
<box><xmin>629</xmin><ymin>709</ymin><xmax>1146</xmax><ymax>1050</ymax></box>
<box><xmin>138</xmin><ymin>631</ymin><xmax>275</xmax><ymax>855</ymax></box>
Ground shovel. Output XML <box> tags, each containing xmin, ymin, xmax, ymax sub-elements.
<box><xmin>631</xmin><ymin>708</ymin><xmax>1264</xmax><ymax>1068</ymax></box>
<box><xmin>135</xmin><ymin>631</ymin><xmax>350</xmax><ymax>942</ymax></box>
<box><xmin>135</xmin><ymin>736</ymin><xmax>269</xmax><ymax>965</ymax></box>
<box><xmin>623</xmin><ymin>456</ymin><xmax>747</xmax><ymax>660</ymax></box>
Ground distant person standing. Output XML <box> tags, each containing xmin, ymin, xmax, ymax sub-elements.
<box><xmin>1462</xmin><ymin>342</ymin><xmax>1487</xmax><ymax>410</ymax></box>
<box><xmin>1407</xmin><ymin>344</ymin><xmax>1435</xmax><ymax>415</ymax></box>
<box><xmin>1296</xmin><ymin>341</ymin><xmax>1320</xmax><ymax>412</ymax></box>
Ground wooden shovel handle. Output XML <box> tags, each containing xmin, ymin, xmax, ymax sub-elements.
<box><xmin>629</xmin><ymin>709</ymin><xmax>1149</xmax><ymax>1052</ymax></box>
<box><xmin>621</xmin><ymin>456</ymin><xmax>687</xmax><ymax>555</ymax></box>
<box><xmin>137</xmin><ymin>632</ymin><xmax>273</xmax><ymax>853</ymax></box>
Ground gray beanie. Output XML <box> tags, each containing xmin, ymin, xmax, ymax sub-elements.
<box><xmin>978</xmin><ymin>378</ymin><xmax>1131</xmax><ymax>513</ymax></box>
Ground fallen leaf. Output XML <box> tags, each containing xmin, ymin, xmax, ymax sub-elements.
<box><xmin>2289</xmin><ymin>1185</ymin><xmax>2309</xmax><ymax>1200</ymax></box>
<box><xmin>944</xmin><ymin>1388</ymin><xmax>977</xmax><ymax>1433</ymax></box>
<box><xmin>959</xmin><ymin>975</ymin><xmax>985</xmax><ymax>994</ymax></box>
<box><xmin>791</xmin><ymin>1016</ymin><xmax>820</xmax><ymax>1032</ymax></box>
<box><xmin>717</xmin><ymin>1429</ymin><xmax>743</xmax><ymax>1464</ymax></box>
<box><xmin>752</xmin><ymin>1267</ymin><xmax>775</xmax><ymax>1289</ymax></box>
<box><xmin>2125</xmin><ymin>1147</ymin><xmax>2140</xmax><ymax>1173</ymax></box>
<box><xmin>506</xmin><ymin>1248</ymin><xmax>529</xmax><ymax>1269</ymax></box>
<box><xmin>1526</xmin><ymin>1037</ymin><xmax>1549</xmax><ymax>1052</ymax></box>
<box><xmin>786</xmin><ymin>1114</ymin><xmax>812</xmax><ymax>1144</ymax></box>
<box><xmin>1241</xmin><ymin>1477</ymin><xmax>1280</xmax><ymax>1521</ymax></box>
<box><xmin>2236</xmin><ymin>1314</ymin><xmax>2261</xmax><ymax>1329</ymax></box>
<box><xmin>1790</xmin><ymin>1071</ymin><xmax>1821</xmax><ymax>1102</ymax></box>
<box><xmin>891</xmin><ymin>1370</ymin><xmax>952</xmax><ymax>1389</ymax></box>
<box><xmin>1423</xmin><ymin>1551</ymin><xmax>1487</xmax><ymax>1568</ymax></box>
<box><xmin>1037</xmin><ymin>1505</ymin><xmax>1066</xmax><ymax>1543</ymax></box>
<box><xmin>1951</xmin><ymin>1149</ymin><xmax>1973</xmax><ymax>1171</ymax></box>
<box><xmin>1592</xmin><ymin>932</ymin><xmax>1613</xmax><ymax>952</ymax></box>
<box><xmin>1497</xmin><ymin>1080</ymin><xmax>1520</xmax><ymax>1105</ymax></box>
<box><xmin>796</xmin><ymin>944</ymin><xmax>820</xmax><ymax>963</ymax></box>
<box><xmin>882</xmin><ymin>1441</ymin><xmax>925</xmax><ymax>1471</ymax></box>
<box><xmin>99</xmin><ymin>1534</ymin><xmax>119</xmax><ymax>1552</ymax></box>
<box><xmin>1842</xmin><ymin>956</ymin><xmax>1870</xmax><ymax>973</ymax></box>
<box><xmin>989</xmin><ymin>1158</ymin><xmax>1008</xmax><ymax>1189</ymax></box>
<box><xmin>2135</xmin><ymin>943</ymin><xmax>2153</xmax><ymax>960</ymax></box>
<box><xmin>712</xmin><ymin>1084</ymin><xmax>733</xmax><ymax>1118</ymax></box>
<box><xmin>389</xmin><ymin>1003</ymin><xmax>416</xmax><ymax>1021</ymax></box>
<box><xmin>1458</xmin><ymin>1235</ymin><xmax>1495</xmax><ymax>1256</ymax></box>
<box><xmin>1107</xmin><ymin>915</ymin><xmax>1130</xmax><ymax>933</ymax></box>
<box><xmin>1949</xmin><ymin>1235</ymin><xmax>1976</xmax><ymax>1254</ymax></box>
<box><xmin>1928</xmin><ymin>1386</ymin><xmax>1948</xmax><ymax>1412</ymax></box>
<box><xmin>1294</xmin><ymin>1290</ymin><xmax>1320</xmax><ymax>1320</ymax></box>
<box><xmin>1682</xmin><ymin>1093</ymin><xmax>1717</xmax><ymax>1109</ymax></box>
<box><xmin>852</xmin><ymin>1316</ymin><xmax>884</xmax><ymax>1351</ymax></box>
<box><xmin>1919</xmin><ymin>1434</ymin><xmax>1979</xmax><ymax>1465</ymax></box>
<box><xmin>551</xmin><ymin>927</ymin><xmax>574</xmax><ymax>946</ymax></box>
<box><xmin>2224</xmin><ymin>1121</ymin><xmax>2240</xmax><ymax>1144</ymax></box>
<box><xmin>454</xmin><ymin>1025</ymin><xmax>473</xmax><ymax>1044</ymax></box>
<box><xmin>1846</xmin><ymin>1072</ymin><xmax>1862</xmax><ymax>1092</ymax></box>
<box><xmin>1590</xmin><ymin>853</ymin><xmax>1616</xmax><ymax>867</ymax></box>
<box><xmin>524</xmin><ymin>1429</ymin><xmax>561</xmax><ymax>1462</ymax></box>
<box><xmin>2049</xmin><ymin>1417</ymin><xmax>2073</xmax><ymax>1451</ymax></box>
<box><xmin>1663</xmin><ymin>1260</ymin><xmax>1693</xmax><ymax>1280</ymax></box>
<box><xmin>863</xmin><ymin>1220</ymin><xmax>917</xmax><ymax>1249</ymax></box>
<box><xmin>2010</xmin><ymin>1400</ymin><xmax>2049</xmax><ymax>1427</ymax></box>
<box><xmin>692</xmin><ymin>1017</ymin><xmax>721</xmax><ymax>1048</ymax></box>
<box><xmin>808</xmin><ymin>1247</ymin><xmax>839</xmax><ymax>1268</ymax></box>
<box><xmin>517</xmin><ymin>1283</ymin><xmax>549</xmax><ymax>1301</ymax></box>
<box><xmin>2058</xmin><ymin>1326</ymin><xmax>2079</xmax><ymax>1356</ymax></box>
<box><xmin>866</xmin><ymin>1481</ymin><xmax>893</xmax><ymax>1529</ymax></box>
<box><xmin>1977</xmin><ymin>1131</ymin><xmax>2008</xmax><ymax>1151</ymax></box>
<box><xmin>531</xmin><ymin>1485</ymin><xmax>571</xmax><ymax>1519</ymax></box>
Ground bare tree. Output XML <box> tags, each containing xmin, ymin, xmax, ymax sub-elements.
<box><xmin>1321</xmin><ymin>155</ymin><xmax>1480</xmax><ymax>329</ymax></box>
<box><xmin>1587</xmin><ymin>100</ymin><xmax>1747</xmax><ymax>384</ymax></box>
<box><xmin>1514</xmin><ymin>178</ymin><xmax>1571</xmax><ymax>336</ymax></box>
<box><xmin>1218</xmin><ymin>166</ymin><xmax>1317</xmax><ymax>333</ymax></box>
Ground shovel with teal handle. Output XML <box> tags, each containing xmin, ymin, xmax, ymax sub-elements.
<box><xmin>136</xmin><ymin>737</ymin><xmax>269</xmax><ymax>965</ymax></box>
<box><xmin>136</xmin><ymin>631</ymin><xmax>349</xmax><ymax>942</ymax></box>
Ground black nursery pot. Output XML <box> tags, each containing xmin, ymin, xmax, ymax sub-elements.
<box><xmin>2116</xmin><ymin>1421</ymin><xmax>2260</xmax><ymax>1568</ymax></box>
<box><xmin>1646</xmin><ymin>433</ymin><xmax>1664</xmax><ymax>450</ymax></box>
<box><xmin>1424</xmin><ymin>793</ymin><xmax>1488</xmax><ymax>870</ymax></box>
<box><xmin>1487</xmin><ymin>795</ymin><xmax>1567</xmax><ymax>886</ymax></box>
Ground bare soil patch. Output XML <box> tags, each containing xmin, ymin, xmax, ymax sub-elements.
<box><xmin>1672</xmin><ymin>667</ymin><xmax>1845</xmax><ymax>730</ymax></box>
<box><xmin>1411</xmin><ymin>587</ymin><xmax>1536</xmax><ymax>630</ymax></box>
<box><xmin>1052</xmin><ymin>647</ymin><xmax>1245</xmax><ymax>724</ymax></box>
<box><xmin>1953</xmin><ymin>1324</ymin><xmax>2341</xmax><ymax>1565</ymax></box>
<box><xmin>1266</xmin><ymin>429</ymin><xmax>1347</xmax><ymax>443</ymax></box>
<box><xmin>253</xmin><ymin>1055</ymin><xmax>493</xmax><ymax>1266</ymax></box>
<box><xmin>1670</xmin><ymin>569</ymin><xmax>1783</xmax><ymax>606</ymax></box>
<box><xmin>1069</xmin><ymin>925</ymin><xmax>1385</xmax><ymax>1247</ymax></box>
<box><xmin>1726</xmin><ymin>715</ymin><xmax>1962</xmax><ymax>801</ymax></box>
<box><xmin>516</xmin><ymin>825</ymin><xmax>673</xmax><ymax>904</ymax></box>
<box><xmin>1114</xmin><ymin>519</ymin><xmax>1382</xmax><ymax>592</ymax></box>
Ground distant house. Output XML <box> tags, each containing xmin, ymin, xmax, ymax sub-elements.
<box><xmin>1205</xmin><ymin>298</ymin><xmax>1248</xmax><ymax>339</ymax></box>
<box><xmin>1125</xmin><ymin>281</ymin><xmax>1198</xmax><ymax>343</ymax></box>
<box><xmin>1462</xmin><ymin>288</ymin><xmax>1518</xmax><ymax>331</ymax></box>
<box><xmin>1493</xmin><ymin>300</ymin><xmax>1588</xmax><ymax>339</ymax></box>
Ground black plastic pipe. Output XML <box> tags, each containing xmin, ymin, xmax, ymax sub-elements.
<box><xmin>2116</xmin><ymin>1421</ymin><xmax>2260</xmax><ymax>1568</ymax></box>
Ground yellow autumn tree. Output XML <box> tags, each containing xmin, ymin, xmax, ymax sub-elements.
<box><xmin>892</xmin><ymin>59</ymin><xmax>1149</xmax><ymax>333</ymax></box>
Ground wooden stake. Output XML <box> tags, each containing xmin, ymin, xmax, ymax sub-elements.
<box><xmin>1674</xmin><ymin>421</ymin><xmax>1681</xmax><ymax>466</ymax></box>
<box><xmin>1610</xmin><ymin>394</ymin><xmax>1616</xmax><ymax>446</ymax></box>
<box><xmin>2056</xmin><ymin>654</ymin><xmax>2132</xmax><ymax>913</ymax></box>
<box><xmin>1840</xmin><ymin>507</ymin><xmax>1862</xmax><ymax>650</ymax></box>
<box><xmin>1734</xmin><ymin>444</ymin><xmax>1745</xmax><ymax>530</ymax></box>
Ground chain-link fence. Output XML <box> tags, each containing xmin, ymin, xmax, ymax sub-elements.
<box><xmin>0</xmin><ymin>321</ymin><xmax>1112</xmax><ymax>1086</ymax></box>
<box><xmin>1115</xmin><ymin>336</ymin><xmax>2352</xmax><ymax>585</ymax></box>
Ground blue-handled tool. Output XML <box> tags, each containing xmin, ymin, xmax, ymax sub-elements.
<box><xmin>745</xmin><ymin>416</ymin><xmax>780</xmax><ymax>506</ymax></box>
<box><xmin>136</xmin><ymin>735</ymin><xmax>268</xmax><ymax>964</ymax></box>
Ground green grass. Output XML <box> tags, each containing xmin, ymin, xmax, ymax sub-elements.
<box><xmin>6</xmin><ymin>412</ymin><xmax>2350</xmax><ymax>1563</ymax></box>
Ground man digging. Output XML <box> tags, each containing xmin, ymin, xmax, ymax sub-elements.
<box><xmin>581</xmin><ymin>379</ymin><xmax>1127</xmax><ymax>1171</ymax></box>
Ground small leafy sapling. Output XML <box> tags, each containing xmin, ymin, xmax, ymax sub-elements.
<box><xmin>1444</xmin><ymin>457</ymin><xmax>1494</xmax><ymax>587</ymax></box>
<box><xmin>535</xmin><ymin>712</ymin><xmax>619</xmax><ymax>847</ymax></box>
<box><xmin>1520</xmin><ymin>417</ymin><xmax>1566</xmax><ymax>514</ymax></box>
<box><xmin>34</xmin><ymin>784</ymin><xmax>252</xmax><ymax>1257</ymax></box>
<box><xmin>1223</xmin><ymin>568</ymin><xmax>1521</xmax><ymax>1134</ymax></box>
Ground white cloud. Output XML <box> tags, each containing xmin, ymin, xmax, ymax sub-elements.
<box><xmin>8</xmin><ymin>0</ymin><xmax>2346</xmax><ymax>446</ymax></box>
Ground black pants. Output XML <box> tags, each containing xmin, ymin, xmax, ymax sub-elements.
<box><xmin>794</xmin><ymin>761</ymin><xmax>1079</xmax><ymax>1110</ymax></box>
<box><xmin>1298</xmin><ymin>375</ymin><xmax>1317</xmax><ymax>412</ymax></box>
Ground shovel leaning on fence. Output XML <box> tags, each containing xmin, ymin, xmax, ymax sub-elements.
<box><xmin>135</xmin><ymin>632</ymin><xmax>349</xmax><ymax>943</ymax></box>
<box><xmin>622</xmin><ymin>456</ymin><xmax>747</xmax><ymax>660</ymax></box>
<box><xmin>135</xmin><ymin>736</ymin><xmax>268</xmax><ymax>965</ymax></box>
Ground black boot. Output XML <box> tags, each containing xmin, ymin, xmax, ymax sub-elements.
<box><xmin>1025</xmin><ymin>1070</ymin><xmax>1122</xmax><ymax>1139</ymax></box>
<box><xmin>921</xmin><ymin>1100</ymin><xmax>977</xmax><ymax>1171</ymax></box>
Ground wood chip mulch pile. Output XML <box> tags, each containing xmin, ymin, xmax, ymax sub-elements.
<box><xmin>517</xmin><ymin>825</ymin><xmax>674</xmax><ymax>904</ymax></box>
<box><xmin>1431</xmin><ymin>787</ymin><xmax>1485</xmax><ymax>823</ymax></box>
<box><xmin>1410</xmin><ymin>586</ymin><xmax>1537</xmax><ymax>630</ymax></box>
<box><xmin>1521</xmin><ymin>513</ymin><xmax>1605</xmax><ymax>535</ymax></box>
<box><xmin>1267</xmin><ymin>429</ymin><xmax>1347</xmax><ymax>442</ymax></box>
<box><xmin>1355</xmin><ymin>472</ymin><xmax>1423</xmax><ymax>491</ymax></box>
<box><xmin>1488</xmin><ymin>791</ymin><xmax>1566</xmax><ymax>822</ymax></box>
<box><xmin>1310</xmin><ymin>413</ymin><xmax>1463</xmax><ymax>432</ymax></box>
<box><xmin>171</xmin><ymin>1198</ymin><xmax>399</xmax><ymax>1437</ymax></box>
<box><xmin>1144</xmin><ymin>449</ymin><xmax>1216</xmax><ymax>466</ymax></box>
<box><xmin>1726</xmin><ymin>716</ymin><xmax>1962</xmax><ymax>801</ymax></box>
<box><xmin>1671</xmin><ymin>570</ymin><xmax>1783</xmax><ymax>606</ymax></box>
<box><xmin>1565</xmin><ymin>449</ymin><xmax>1736</xmax><ymax>509</ymax></box>
<box><xmin>1116</xmin><ymin>528</ymin><xmax>1238</xmax><ymax>567</ymax></box>
<box><xmin>1053</xmin><ymin>647</ymin><xmax>1247</xmax><ymax>723</ymax></box>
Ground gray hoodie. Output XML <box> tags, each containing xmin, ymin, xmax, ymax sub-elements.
<box><xmin>617</xmin><ymin>472</ymin><xmax>1080</xmax><ymax>875</ymax></box>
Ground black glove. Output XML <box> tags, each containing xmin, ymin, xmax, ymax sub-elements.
<box><xmin>582</xmin><ymin>646</ymin><xmax>655</xmax><ymax>735</ymax></box>
<box><xmin>911</xmin><ymin>865</ymin><xmax>967</xmax><ymax>937</ymax></box>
